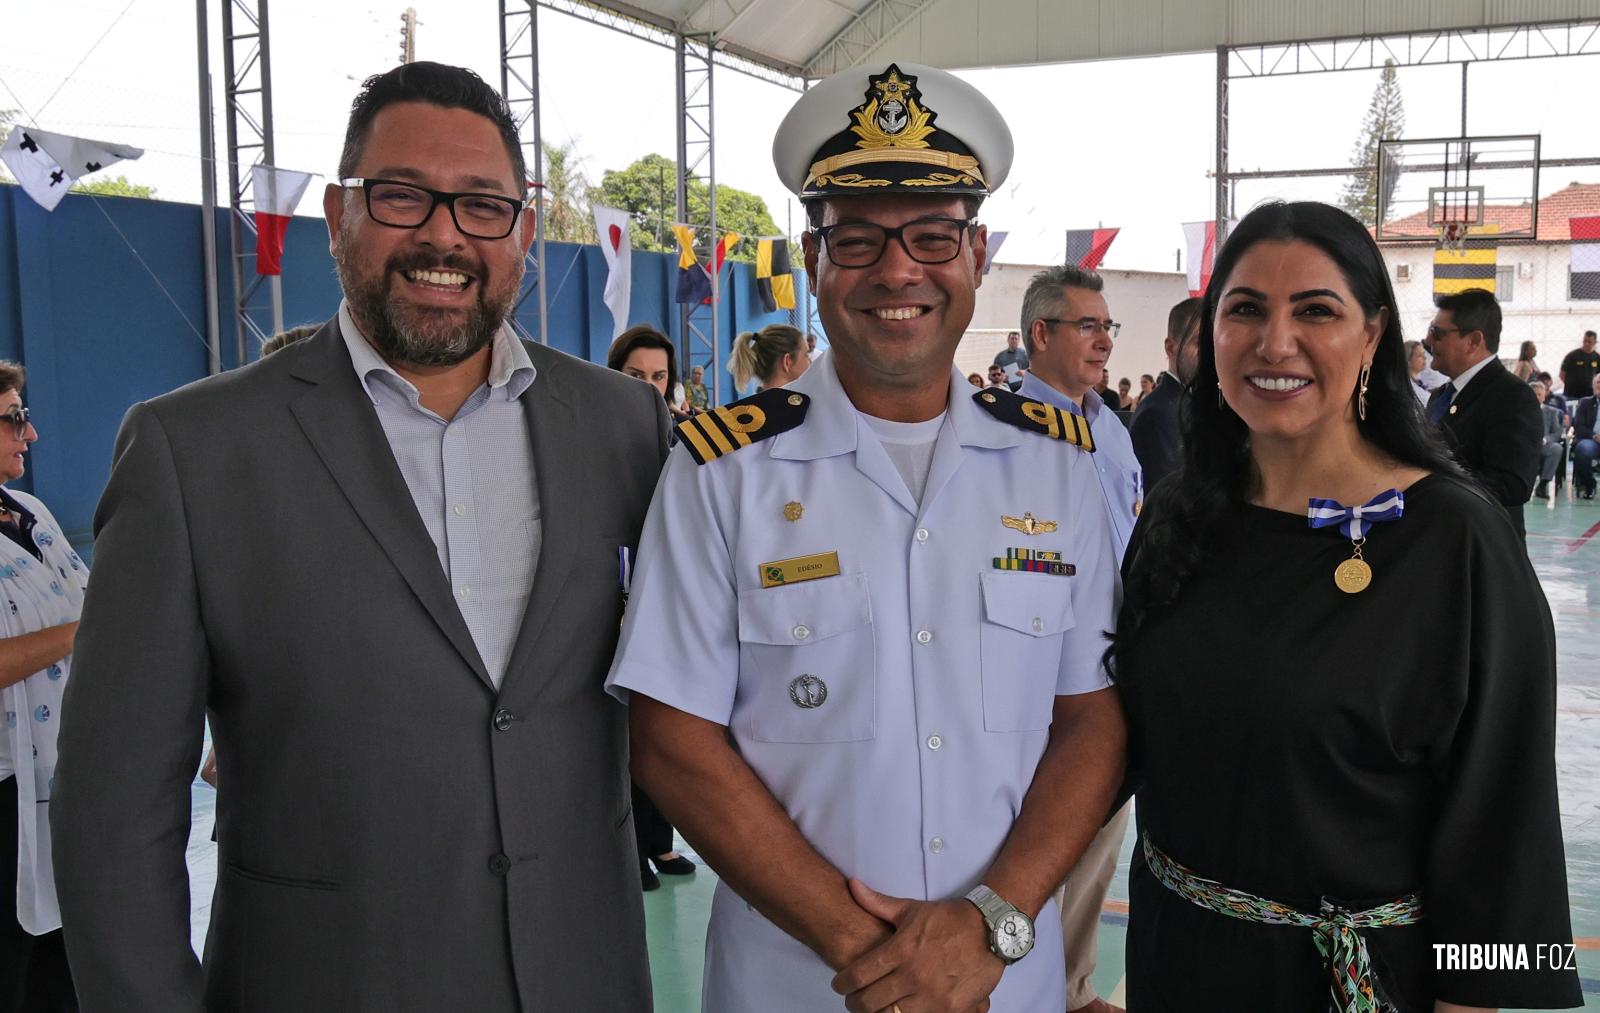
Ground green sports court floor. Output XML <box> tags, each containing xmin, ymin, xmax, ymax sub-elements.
<box><xmin>185</xmin><ymin>493</ymin><xmax>1600</xmax><ymax>1010</ymax></box>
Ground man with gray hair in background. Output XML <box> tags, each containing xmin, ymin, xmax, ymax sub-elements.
<box><xmin>1016</xmin><ymin>263</ymin><xmax>1139</xmax><ymax>1013</ymax></box>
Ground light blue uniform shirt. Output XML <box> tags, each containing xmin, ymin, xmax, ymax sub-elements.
<box><xmin>340</xmin><ymin>303</ymin><xmax>539</xmax><ymax>689</ymax></box>
<box><xmin>606</xmin><ymin>355</ymin><xmax>1118</xmax><ymax>1012</ymax></box>
<box><xmin>1020</xmin><ymin>374</ymin><xmax>1142</xmax><ymax>560</ymax></box>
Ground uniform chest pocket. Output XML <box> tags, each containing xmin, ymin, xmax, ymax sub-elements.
<box><xmin>736</xmin><ymin>573</ymin><xmax>876</xmax><ymax>743</ymax></box>
<box><xmin>978</xmin><ymin>571</ymin><xmax>1076</xmax><ymax>732</ymax></box>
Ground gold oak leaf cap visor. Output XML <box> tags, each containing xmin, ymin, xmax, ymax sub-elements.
<box><xmin>773</xmin><ymin>62</ymin><xmax>1013</xmax><ymax>201</ymax></box>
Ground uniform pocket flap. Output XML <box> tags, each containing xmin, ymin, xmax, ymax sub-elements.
<box><xmin>980</xmin><ymin>570</ymin><xmax>1075</xmax><ymax>637</ymax></box>
<box><xmin>738</xmin><ymin>573</ymin><xmax>871</xmax><ymax>645</ymax></box>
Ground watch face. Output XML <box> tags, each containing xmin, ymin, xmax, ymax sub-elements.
<box><xmin>994</xmin><ymin>911</ymin><xmax>1034</xmax><ymax>960</ymax></box>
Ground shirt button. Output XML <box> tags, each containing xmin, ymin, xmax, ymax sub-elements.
<box><xmin>915</xmin><ymin>629</ymin><xmax>933</xmax><ymax>645</ymax></box>
<box><xmin>928</xmin><ymin>836</ymin><xmax>945</xmax><ymax>854</ymax></box>
<box><xmin>493</xmin><ymin>708</ymin><xmax>515</xmax><ymax>732</ymax></box>
<box><xmin>1031</xmin><ymin>617</ymin><xmax>1044</xmax><ymax>632</ymax></box>
<box><xmin>927</xmin><ymin>734</ymin><xmax>943</xmax><ymax>750</ymax></box>
<box><xmin>457</xmin><ymin>585</ymin><xmax>472</xmax><ymax>599</ymax></box>
<box><xmin>453</xmin><ymin>504</ymin><xmax>467</xmax><ymax>517</ymax></box>
<box><xmin>792</xmin><ymin>624</ymin><xmax>811</xmax><ymax>641</ymax></box>
<box><xmin>915</xmin><ymin>528</ymin><xmax>929</xmax><ymax>542</ymax></box>
<box><xmin>488</xmin><ymin>853</ymin><xmax>512</xmax><ymax>876</ymax></box>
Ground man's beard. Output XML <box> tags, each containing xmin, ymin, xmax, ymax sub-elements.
<box><xmin>336</xmin><ymin>236</ymin><xmax>520</xmax><ymax>368</ymax></box>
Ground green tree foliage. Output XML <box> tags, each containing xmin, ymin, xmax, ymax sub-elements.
<box><xmin>595</xmin><ymin>153</ymin><xmax>780</xmax><ymax>262</ymax></box>
<box><xmin>72</xmin><ymin>175</ymin><xmax>156</xmax><ymax>199</ymax></box>
<box><xmin>540</xmin><ymin>141</ymin><xmax>595</xmax><ymax>245</ymax></box>
<box><xmin>1339</xmin><ymin>60</ymin><xmax>1406</xmax><ymax>226</ymax></box>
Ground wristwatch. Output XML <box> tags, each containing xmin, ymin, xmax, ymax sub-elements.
<box><xmin>964</xmin><ymin>884</ymin><xmax>1035</xmax><ymax>964</ymax></box>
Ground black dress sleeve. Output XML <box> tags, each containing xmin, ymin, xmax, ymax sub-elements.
<box><xmin>1424</xmin><ymin>496</ymin><xmax>1582</xmax><ymax>1008</ymax></box>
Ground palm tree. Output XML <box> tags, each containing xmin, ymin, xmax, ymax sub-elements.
<box><xmin>541</xmin><ymin>141</ymin><xmax>595</xmax><ymax>245</ymax></box>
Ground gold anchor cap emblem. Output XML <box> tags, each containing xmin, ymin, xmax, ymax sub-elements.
<box><xmin>1002</xmin><ymin>512</ymin><xmax>1058</xmax><ymax>536</ymax></box>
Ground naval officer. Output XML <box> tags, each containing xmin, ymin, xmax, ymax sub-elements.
<box><xmin>606</xmin><ymin>63</ymin><xmax>1124</xmax><ymax>1013</ymax></box>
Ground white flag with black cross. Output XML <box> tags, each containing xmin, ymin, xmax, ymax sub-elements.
<box><xmin>0</xmin><ymin>125</ymin><xmax>144</xmax><ymax>212</ymax></box>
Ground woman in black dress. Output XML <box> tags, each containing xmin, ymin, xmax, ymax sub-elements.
<box><xmin>1112</xmin><ymin>202</ymin><xmax>1581</xmax><ymax>1012</ymax></box>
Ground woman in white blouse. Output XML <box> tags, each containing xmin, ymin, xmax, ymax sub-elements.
<box><xmin>0</xmin><ymin>360</ymin><xmax>87</xmax><ymax>1010</ymax></box>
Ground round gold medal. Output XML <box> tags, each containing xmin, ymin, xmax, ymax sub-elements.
<box><xmin>1333</xmin><ymin>557</ymin><xmax>1373</xmax><ymax>594</ymax></box>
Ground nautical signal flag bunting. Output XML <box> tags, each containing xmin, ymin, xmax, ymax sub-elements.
<box><xmin>0</xmin><ymin>125</ymin><xmax>143</xmax><ymax>212</ymax></box>
<box><xmin>1432</xmin><ymin>224</ymin><xmax>1498</xmax><ymax>296</ymax></box>
<box><xmin>1571</xmin><ymin>216</ymin><xmax>1600</xmax><ymax>300</ymax></box>
<box><xmin>755</xmin><ymin>238</ymin><xmax>796</xmax><ymax>312</ymax></box>
<box><xmin>673</xmin><ymin>225</ymin><xmax>741</xmax><ymax>305</ymax></box>
<box><xmin>1064</xmin><ymin>228</ymin><xmax>1118</xmax><ymax>270</ymax></box>
<box><xmin>251</xmin><ymin>165</ymin><xmax>315</xmax><ymax>275</ymax></box>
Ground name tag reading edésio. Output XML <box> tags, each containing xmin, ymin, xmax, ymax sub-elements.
<box><xmin>759</xmin><ymin>551</ymin><xmax>842</xmax><ymax>589</ymax></box>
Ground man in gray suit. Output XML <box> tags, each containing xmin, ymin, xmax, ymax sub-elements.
<box><xmin>51</xmin><ymin>62</ymin><xmax>662</xmax><ymax>1011</ymax></box>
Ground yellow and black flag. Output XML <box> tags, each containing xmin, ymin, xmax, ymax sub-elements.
<box><xmin>755</xmin><ymin>238</ymin><xmax>796</xmax><ymax>313</ymax></box>
<box><xmin>1433</xmin><ymin>224</ymin><xmax>1499</xmax><ymax>296</ymax></box>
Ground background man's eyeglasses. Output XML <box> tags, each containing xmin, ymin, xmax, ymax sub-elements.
<box><xmin>340</xmin><ymin>178</ymin><xmax>525</xmax><ymax>240</ymax></box>
<box><xmin>0</xmin><ymin>408</ymin><xmax>31</xmax><ymax>439</ymax></box>
<box><xmin>1039</xmin><ymin>318</ymin><xmax>1122</xmax><ymax>339</ymax></box>
<box><xmin>1425</xmin><ymin>325</ymin><xmax>1463</xmax><ymax>342</ymax></box>
<box><xmin>812</xmin><ymin>217</ymin><xmax>978</xmax><ymax>268</ymax></box>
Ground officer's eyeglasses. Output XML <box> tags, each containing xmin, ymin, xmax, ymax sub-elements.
<box><xmin>340</xmin><ymin>178</ymin><xmax>525</xmax><ymax>240</ymax></box>
<box><xmin>1040</xmin><ymin>318</ymin><xmax>1122</xmax><ymax>339</ymax></box>
<box><xmin>812</xmin><ymin>217</ymin><xmax>978</xmax><ymax>268</ymax></box>
<box><xmin>1425</xmin><ymin>325</ymin><xmax>1461</xmax><ymax>342</ymax></box>
<box><xmin>0</xmin><ymin>407</ymin><xmax>31</xmax><ymax>439</ymax></box>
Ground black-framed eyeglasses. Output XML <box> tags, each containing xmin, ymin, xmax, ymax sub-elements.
<box><xmin>0</xmin><ymin>408</ymin><xmax>31</xmax><ymax>439</ymax></box>
<box><xmin>340</xmin><ymin>178</ymin><xmax>525</xmax><ymax>240</ymax></box>
<box><xmin>1039</xmin><ymin>318</ymin><xmax>1122</xmax><ymax>339</ymax></box>
<box><xmin>812</xmin><ymin>217</ymin><xmax>978</xmax><ymax>268</ymax></box>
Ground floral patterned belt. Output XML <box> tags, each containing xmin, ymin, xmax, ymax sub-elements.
<box><xmin>1141</xmin><ymin>834</ymin><xmax>1423</xmax><ymax>1013</ymax></box>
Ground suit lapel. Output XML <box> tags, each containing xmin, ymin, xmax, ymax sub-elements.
<box><xmin>1449</xmin><ymin>357</ymin><xmax>1503</xmax><ymax>414</ymax></box>
<box><xmin>499</xmin><ymin>345</ymin><xmax>584</xmax><ymax>696</ymax></box>
<box><xmin>287</xmin><ymin>322</ymin><xmax>493</xmax><ymax>690</ymax></box>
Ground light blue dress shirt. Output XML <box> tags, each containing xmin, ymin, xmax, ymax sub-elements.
<box><xmin>1020</xmin><ymin>373</ymin><xmax>1141</xmax><ymax>560</ymax></box>
<box><xmin>339</xmin><ymin>303</ymin><xmax>539</xmax><ymax>689</ymax></box>
<box><xmin>607</xmin><ymin>355</ymin><xmax>1118</xmax><ymax>1012</ymax></box>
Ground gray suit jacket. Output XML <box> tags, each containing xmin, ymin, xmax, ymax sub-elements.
<box><xmin>52</xmin><ymin>320</ymin><xmax>667</xmax><ymax>1012</ymax></box>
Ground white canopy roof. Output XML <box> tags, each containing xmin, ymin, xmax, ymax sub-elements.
<box><xmin>579</xmin><ymin>0</ymin><xmax>1600</xmax><ymax>80</ymax></box>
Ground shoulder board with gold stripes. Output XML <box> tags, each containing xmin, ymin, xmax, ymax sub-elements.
<box><xmin>676</xmin><ymin>387</ymin><xmax>811</xmax><ymax>465</ymax></box>
<box><xmin>972</xmin><ymin>387</ymin><xmax>1095</xmax><ymax>452</ymax></box>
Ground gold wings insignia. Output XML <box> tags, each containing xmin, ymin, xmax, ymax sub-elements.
<box><xmin>1001</xmin><ymin>513</ymin><xmax>1057</xmax><ymax>536</ymax></box>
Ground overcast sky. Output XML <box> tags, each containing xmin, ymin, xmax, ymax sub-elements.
<box><xmin>5</xmin><ymin>0</ymin><xmax>1599</xmax><ymax>272</ymax></box>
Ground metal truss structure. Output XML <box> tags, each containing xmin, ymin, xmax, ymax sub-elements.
<box><xmin>676</xmin><ymin>33</ymin><xmax>722</xmax><ymax>405</ymax></box>
<box><xmin>804</xmin><ymin>0</ymin><xmax>930</xmax><ymax>78</ymax></box>
<box><xmin>538</xmin><ymin>0</ymin><xmax>805</xmax><ymax>88</ymax></box>
<box><xmin>218</xmin><ymin>0</ymin><xmax>281</xmax><ymax>364</ymax></box>
<box><xmin>500</xmin><ymin>0</ymin><xmax>550</xmax><ymax>345</ymax></box>
<box><xmin>1213</xmin><ymin>16</ymin><xmax>1600</xmax><ymax>246</ymax></box>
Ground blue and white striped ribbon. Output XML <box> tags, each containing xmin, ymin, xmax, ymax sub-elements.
<box><xmin>1307</xmin><ymin>489</ymin><xmax>1405</xmax><ymax>540</ymax></box>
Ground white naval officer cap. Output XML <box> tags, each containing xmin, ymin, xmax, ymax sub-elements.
<box><xmin>772</xmin><ymin>62</ymin><xmax>1013</xmax><ymax>202</ymax></box>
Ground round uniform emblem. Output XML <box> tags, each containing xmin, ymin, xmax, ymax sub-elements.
<box><xmin>788</xmin><ymin>674</ymin><xmax>828</xmax><ymax>709</ymax></box>
<box><xmin>1333</xmin><ymin>557</ymin><xmax>1372</xmax><ymax>594</ymax></box>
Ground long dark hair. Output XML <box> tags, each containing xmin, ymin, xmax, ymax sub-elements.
<box><xmin>607</xmin><ymin>324</ymin><xmax>679</xmax><ymax>407</ymax></box>
<box><xmin>1107</xmin><ymin>201</ymin><xmax>1463</xmax><ymax>683</ymax></box>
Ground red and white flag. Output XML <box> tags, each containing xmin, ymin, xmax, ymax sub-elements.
<box><xmin>592</xmin><ymin>204</ymin><xmax>633</xmax><ymax>339</ymax></box>
<box><xmin>1182</xmin><ymin>221</ymin><xmax>1217</xmax><ymax>297</ymax></box>
<box><xmin>251</xmin><ymin>165</ymin><xmax>315</xmax><ymax>275</ymax></box>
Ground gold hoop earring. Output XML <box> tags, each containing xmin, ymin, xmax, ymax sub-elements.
<box><xmin>1357</xmin><ymin>362</ymin><xmax>1372</xmax><ymax>422</ymax></box>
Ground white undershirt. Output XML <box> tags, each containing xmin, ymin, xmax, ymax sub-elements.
<box><xmin>859</xmin><ymin>411</ymin><xmax>946</xmax><ymax>505</ymax></box>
